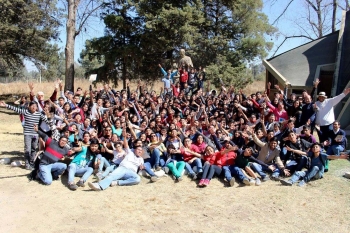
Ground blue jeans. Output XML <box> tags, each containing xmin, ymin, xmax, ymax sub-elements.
<box><xmin>327</xmin><ymin>145</ymin><xmax>344</xmax><ymax>156</ymax></box>
<box><xmin>98</xmin><ymin>166</ymin><xmax>140</xmax><ymax>189</ymax></box>
<box><xmin>24</xmin><ymin>135</ymin><xmax>38</xmax><ymax>164</ymax></box>
<box><xmin>223</xmin><ymin>165</ymin><xmax>247</xmax><ymax>182</ymax></box>
<box><xmin>68</xmin><ymin>163</ymin><xmax>94</xmax><ymax>183</ymax></box>
<box><xmin>38</xmin><ymin>162</ymin><xmax>67</xmax><ymax>185</ymax></box>
<box><xmin>289</xmin><ymin>166</ymin><xmax>322</xmax><ymax>183</ymax></box>
<box><xmin>143</xmin><ymin>161</ymin><xmax>156</xmax><ymax>177</ymax></box>
<box><xmin>185</xmin><ymin>158</ymin><xmax>203</xmax><ymax>175</ymax></box>
<box><xmin>250</xmin><ymin>162</ymin><xmax>281</xmax><ymax>178</ymax></box>
<box><xmin>152</xmin><ymin>148</ymin><xmax>160</xmax><ymax>167</ymax></box>
<box><xmin>97</xmin><ymin>157</ymin><xmax>116</xmax><ymax>178</ymax></box>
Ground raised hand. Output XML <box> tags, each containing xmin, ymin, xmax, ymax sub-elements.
<box><xmin>313</xmin><ymin>78</ymin><xmax>320</xmax><ymax>87</ymax></box>
<box><xmin>343</xmin><ymin>87</ymin><xmax>350</xmax><ymax>95</ymax></box>
<box><xmin>28</xmin><ymin>83</ymin><xmax>34</xmax><ymax>91</ymax></box>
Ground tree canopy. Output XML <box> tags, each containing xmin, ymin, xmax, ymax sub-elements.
<box><xmin>0</xmin><ymin>0</ymin><xmax>61</xmax><ymax>70</ymax></box>
<box><xmin>82</xmin><ymin>0</ymin><xmax>275</xmax><ymax>88</ymax></box>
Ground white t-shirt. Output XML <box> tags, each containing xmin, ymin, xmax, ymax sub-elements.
<box><xmin>119</xmin><ymin>148</ymin><xmax>144</xmax><ymax>173</ymax></box>
<box><xmin>112</xmin><ymin>150</ymin><xmax>126</xmax><ymax>165</ymax></box>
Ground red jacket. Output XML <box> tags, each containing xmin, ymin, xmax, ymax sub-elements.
<box><xmin>180</xmin><ymin>145</ymin><xmax>200</xmax><ymax>162</ymax></box>
<box><xmin>211</xmin><ymin>149</ymin><xmax>236</xmax><ymax>167</ymax></box>
<box><xmin>179</xmin><ymin>69</ymin><xmax>188</xmax><ymax>83</ymax></box>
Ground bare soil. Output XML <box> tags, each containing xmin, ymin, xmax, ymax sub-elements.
<box><xmin>0</xmin><ymin>108</ymin><xmax>350</xmax><ymax>233</ymax></box>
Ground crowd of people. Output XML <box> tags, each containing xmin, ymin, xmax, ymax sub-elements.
<box><xmin>0</xmin><ymin>64</ymin><xmax>349</xmax><ymax>191</ymax></box>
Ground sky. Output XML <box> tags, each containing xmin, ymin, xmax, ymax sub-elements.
<box><xmin>25</xmin><ymin>0</ymin><xmax>344</xmax><ymax>72</ymax></box>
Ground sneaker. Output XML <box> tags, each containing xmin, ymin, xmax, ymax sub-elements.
<box><xmin>280</xmin><ymin>179</ymin><xmax>293</xmax><ymax>186</ymax></box>
<box><xmin>155</xmin><ymin>165</ymin><xmax>161</xmax><ymax>171</ymax></box>
<box><xmin>150</xmin><ymin>176</ymin><xmax>160</xmax><ymax>182</ymax></box>
<box><xmin>177</xmin><ymin>176</ymin><xmax>183</xmax><ymax>182</ymax></box>
<box><xmin>297</xmin><ymin>180</ymin><xmax>306</xmax><ymax>187</ymax></box>
<box><xmin>110</xmin><ymin>181</ymin><xmax>119</xmax><ymax>187</ymax></box>
<box><xmin>271</xmin><ymin>176</ymin><xmax>280</xmax><ymax>181</ymax></box>
<box><xmin>52</xmin><ymin>173</ymin><xmax>60</xmax><ymax>181</ymax></box>
<box><xmin>203</xmin><ymin>179</ymin><xmax>210</xmax><ymax>186</ymax></box>
<box><xmin>229</xmin><ymin>178</ymin><xmax>235</xmax><ymax>187</ymax></box>
<box><xmin>190</xmin><ymin>173</ymin><xmax>197</xmax><ymax>180</ymax></box>
<box><xmin>88</xmin><ymin>182</ymin><xmax>102</xmax><ymax>191</ymax></box>
<box><xmin>255</xmin><ymin>178</ymin><xmax>261</xmax><ymax>186</ymax></box>
<box><xmin>261</xmin><ymin>176</ymin><xmax>270</xmax><ymax>182</ymax></box>
<box><xmin>95</xmin><ymin>172</ymin><xmax>103</xmax><ymax>182</ymax></box>
<box><xmin>76</xmin><ymin>180</ymin><xmax>85</xmax><ymax>187</ymax></box>
<box><xmin>249</xmin><ymin>179</ymin><xmax>256</xmax><ymax>186</ymax></box>
<box><xmin>25</xmin><ymin>163</ymin><xmax>34</xmax><ymax>171</ymax></box>
<box><xmin>68</xmin><ymin>183</ymin><xmax>78</xmax><ymax>191</ymax></box>
<box><xmin>197</xmin><ymin>171</ymin><xmax>203</xmax><ymax>178</ymax></box>
<box><xmin>243</xmin><ymin>178</ymin><xmax>250</xmax><ymax>185</ymax></box>
<box><xmin>198</xmin><ymin>179</ymin><xmax>205</xmax><ymax>186</ymax></box>
<box><xmin>163</xmin><ymin>167</ymin><xmax>170</xmax><ymax>174</ymax></box>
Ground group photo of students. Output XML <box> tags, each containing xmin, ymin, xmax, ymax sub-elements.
<box><xmin>1</xmin><ymin>63</ymin><xmax>349</xmax><ymax>191</ymax></box>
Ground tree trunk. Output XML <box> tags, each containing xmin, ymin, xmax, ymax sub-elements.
<box><xmin>65</xmin><ymin>0</ymin><xmax>79</xmax><ymax>92</ymax></box>
<box><xmin>332</xmin><ymin>0</ymin><xmax>337</xmax><ymax>33</ymax></box>
<box><xmin>316</xmin><ymin>0</ymin><xmax>323</xmax><ymax>37</ymax></box>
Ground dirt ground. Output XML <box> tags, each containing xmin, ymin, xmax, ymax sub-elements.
<box><xmin>1</xmin><ymin>107</ymin><xmax>350</xmax><ymax>233</ymax></box>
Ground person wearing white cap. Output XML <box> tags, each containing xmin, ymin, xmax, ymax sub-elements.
<box><xmin>315</xmin><ymin>87</ymin><xmax>350</xmax><ymax>142</ymax></box>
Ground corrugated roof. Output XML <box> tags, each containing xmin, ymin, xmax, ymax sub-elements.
<box><xmin>267</xmin><ymin>31</ymin><xmax>339</xmax><ymax>87</ymax></box>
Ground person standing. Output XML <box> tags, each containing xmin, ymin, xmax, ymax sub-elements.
<box><xmin>0</xmin><ymin>101</ymin><xmax>49</xmax><ymax>170</ymax></box>
<box><xmin>315</xmin><ymin>87</ymin><xmax>350</xmax><ymax>142</ymax></box>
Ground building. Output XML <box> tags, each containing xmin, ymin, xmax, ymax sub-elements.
<box><xmin>263</xmin><ymin>10</ymin><xmax>350</xmax><ymax>129</ymax></box>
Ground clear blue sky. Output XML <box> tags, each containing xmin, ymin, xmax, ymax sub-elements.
<box><xmin>25</xmin><ymin>0</ymin><xmax>343</xmax><ymax>71</ymax></box>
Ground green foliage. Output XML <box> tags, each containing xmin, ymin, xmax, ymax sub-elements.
<box><xmin>0</xmin><ymin>0</ymin><xmax>61</xmax><ymax>69</ymax></box>
<box><xmin>81</xmin><ymin>0</ymin><xmax>275</xmax><ymax>88</ymax></box>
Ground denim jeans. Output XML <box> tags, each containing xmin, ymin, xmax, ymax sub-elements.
<box><xmin>143</xmin><ymin>160</ymin><xmax>156</xmax><ymax>177</ymax></box>
<box><xmin>289</xmin><ymin>166</ymin><xmax>322</xmax><ymax>183</ymax></box>
<box><xmin>68</xmin><ymin>163</ymin><xmax>94</xmax><ymax>183</ymax></box>
<box><xmin>223</xmin><ymin>165</ymin><xmax>246</xmax><ymax>182</ymax></box>
<box><xmin>38</xmin><ymin>162</ymin><xmax>67</xmax><ymax>185</ymax></box>
<box><xmin>250</xmin><ymin>162</ymin><xmax>280</xmax><ymax>178</ymax></box>
<box><xmin>326</xmin><ymin>145</ymin><xmax>344</xmax><ymax>156</ymax></box>
<box><xmin>286</xmin><ymin>156</ymin><xmax>307</xmax><ymax>173</ymax></box>
<box><xmin>99</xmin><ymin>166</ymin><xmax>141</xmax><ymax>189</ymax></box>
<box><xmin>152</xmin><ymin>148</ymin><xmax>160</xmax><ymax>167</ymax></box>
<box><xmin>185</xmin><ymin>158</ymin><xmax>203</xmax><ymax>175</ymax></box>
<box><xmin>97</xmin><ymin>157</ymin><xmax>116</xmax><ymax>178</ymax></box>
<box><xmin>24</xmin><ymin>135</ymin><xmax>38</xmax><ymax>164</ymax></box>
<box><xmin>167</xmin><ymin>161</ymin><xmax>185</xmax><ymax>178</ymax></box>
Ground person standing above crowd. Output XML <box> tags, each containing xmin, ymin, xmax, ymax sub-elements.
<box><xmin>314</xmin><ymin>87</ymin><xmax>350</xmax><ymax>142</ymax></box>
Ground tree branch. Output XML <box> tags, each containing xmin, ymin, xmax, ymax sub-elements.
<box><xmin>272</xmin><ymin>35</ymin><xmax>314</xmax><ymax>57</ymax></box>
<box><xmin>75</xmin><ymin>2</ymin><xmax>103</xmax><ymax>37</ymax></box>
<box><xmin>272</xmin><ymin>0</ymin><xmax>295</xmax><ymax>25</ymax></box>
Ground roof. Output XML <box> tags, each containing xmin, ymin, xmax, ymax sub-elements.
<box><xmin>266</xmin><ymin>31</ymin><xmax>339</xmax><ymax>87</ymax></box>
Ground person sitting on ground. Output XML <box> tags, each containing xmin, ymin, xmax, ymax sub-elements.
<box><xmin>88</xmin><ymin>128</ymin><xmax>144</xmax><ymax>190</ymax></box>
<box><xmin>247</xmin><ymin>128</ymin><xmax>290</xmax><ymax>181</ymax></box>
<box><xmin>324</xmin><ymin>121</ymin><xmax>347</xmax><ymax>156</ymax></box>
<box><xmin>67</xmin><ymin>138</ymin><xmax>99</xmax><ymax>190</ymax></box>
<box><xmin>181</xmin><ymin>137</ymin><xmax>203</xmax><ymax>180</ymax></box>
<box><xmin>166</xmin><ymin>144</ymin><xmax>186</xmax><ymax>182</ymax></box>
<box><xmin>281</xmin><ymin>142</ymin><xmax>349</xmax><ymax>187</ymax></box>
<box><xmin>33</xmin><ymin>125</ymin><xmax>73</xmax><ymax>185</ymax></box>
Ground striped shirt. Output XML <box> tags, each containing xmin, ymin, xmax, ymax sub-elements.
<box><xmin>6</xmin><ymin>104</ymin><xmax>49</xmax><ymax>136</ymax></box>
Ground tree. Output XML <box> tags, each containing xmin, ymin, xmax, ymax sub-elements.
<box><xmin>82</xmin><ymin>0</ymin><xmax>275</xmax><ymax>89</ymax></box>
<box><xmin>64</xmin><ymin>0</ymin><xmax>103</xmax><ymax>92</ymax></box>
<box><xmin>269</xmin><ymin>0</ymin><xmax>347</xmax><ymax>56</ymax></box>
<box><xmin>0</xmin><ymin>0</ymin><xmax>60</xmax><ymax>70</ymax></box>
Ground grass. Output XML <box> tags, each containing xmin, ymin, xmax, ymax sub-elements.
<box><xmin>0</xmin><ymin>79</ymin><xmax>266</xmax><ymax>98</ymax></box>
